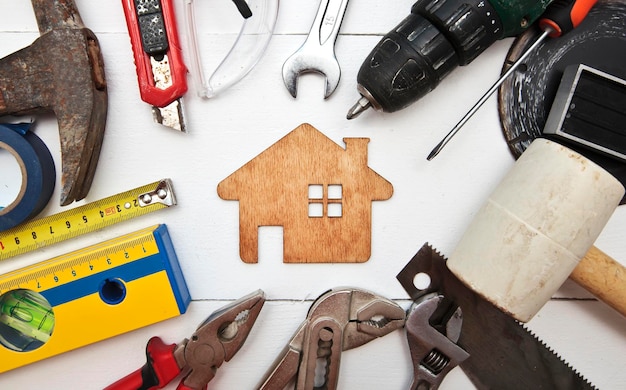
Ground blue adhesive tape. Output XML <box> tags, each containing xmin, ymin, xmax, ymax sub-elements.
<box><xmin>0</xmin><ymin>124</ymin><xmax>56</xmax><ymax>232</ymax></box>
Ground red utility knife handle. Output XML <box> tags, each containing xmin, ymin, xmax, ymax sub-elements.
<box><xmin>105</xmin><ymin>337</ymin><xmax>182</xmax><ymax>390</ymax></box>
<box><xmin>121</xmin><ymin>0</ymin><xmax>188</xmax><ymax>108</ymax></box>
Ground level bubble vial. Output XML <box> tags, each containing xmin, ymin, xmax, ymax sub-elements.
<box><xmin>0</xmin><ymin>289</ymin><xmax>54</xmax><ymax>352</ymax></box>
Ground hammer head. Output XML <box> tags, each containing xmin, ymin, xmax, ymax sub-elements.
<box><xmin>0</xmin><ymin>0</ymin><xmax>107</xmax><ymax>206</ymax></box>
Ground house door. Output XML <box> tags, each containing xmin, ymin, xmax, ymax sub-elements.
<box><xmin>257</xmin><ymin>226</ymin><xmax>284</xmax><ymax>263</ymax></box>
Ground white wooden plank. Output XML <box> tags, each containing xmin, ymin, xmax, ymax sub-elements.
<box><xmin>0</xmin><ymin>0</ymin><xmax>624</xmax><ymax>388</ymax></box>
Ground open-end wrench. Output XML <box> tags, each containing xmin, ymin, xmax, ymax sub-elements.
<box><xmin>282</xmin><ymin>0</ymin><xmax>350</xmax><ymax>98</ymax></box>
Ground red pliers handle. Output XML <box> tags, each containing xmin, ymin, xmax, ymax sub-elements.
<box><xmin>121</xmin><ymin>0</ymin><xmax>188</xmax><ymax>108</ymax></box>
<box><xmin>104</xmin><ymin>337</ymin><xmax>190</xmax><ymax>390</ymax></box>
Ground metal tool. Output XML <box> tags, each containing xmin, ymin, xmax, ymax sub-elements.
<box><xmin>0</xmin><ymin>224</ymin><xmax>190</xmax><ymax>374</ymax></box>
<box><xmin>0</xmin><ymin>179</ymin><xmax>176</xmax><ymax>260</ymax></box>
<box><xmin>257</xmin><ymin>287</ymin><xmax>405</xmax><ymax>389</ymax></box>
<box><xmin>106</xmin><ymin>290</ymin><xmax>265</xmax><ymax>390</ymax></box>
<box><xmin>397</xmin><ymin>243</ymin><xmax>596</xmax><ymax>389</ymax></box>
<box><xmin>0</xmin><ymin>0</ymin><xmax>108</xmax><ymax>206</ymax></box>
<box><xmin>405</xmin><ymin>293</ymin><xmax>469</xmax><ymax>390</ymax></box>
<box><xmin>426</xmin><ymin>0</ymin><xmax>598</xmax><ymax>160</ymax></box>
<box><xmin>346</xmin><ymin>0</ymin><xmax>550</xmax><ymax>119</ymax></box>
<box><xmin>282</xmin><ymin>0</ymin><xmax>350</xmax><ymax>98</ymax></box>
<box><xmin>122</xmin><ymin>0</ymin><xmax>187</xmax><ymax>132</ymax></box>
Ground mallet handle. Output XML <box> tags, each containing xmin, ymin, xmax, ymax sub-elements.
<box><xmin>571</xmin><ymin>246</ymin><xmax>626</xmax><ymax>318</ymax></box>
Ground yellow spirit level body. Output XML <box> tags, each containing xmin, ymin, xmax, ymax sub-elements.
<box><xmin>0</xmin><ymin>224</ymin><xmax>190</xmax><ymax>373</ymax></box>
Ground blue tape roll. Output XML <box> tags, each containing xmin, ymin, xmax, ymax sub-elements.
<box><xmin>0</xmin><ymin>124</ymin><xmax>56</xmax><ymax>232</ymax></box>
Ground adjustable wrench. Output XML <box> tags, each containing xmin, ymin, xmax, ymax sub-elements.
<box><xmin>282</xmin><ymin>0</ymin><xmax>350</xmax><ymax>98</ymax></box>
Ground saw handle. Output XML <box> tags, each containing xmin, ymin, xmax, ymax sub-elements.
<box><xmin>572</xmin><ymin>246</ymin><xmax>626</xmax><ymax>318</ymax></box>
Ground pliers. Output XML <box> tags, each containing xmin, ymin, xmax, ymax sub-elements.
<box><xmin>105</xmin><ymin>290</ymin><xmax>265</xmax><ymax>390</ymax></box>
<box><xmin>257</xmin><ymin>287</ymin><xmax>406</xmax><ymax>390</ymax></box>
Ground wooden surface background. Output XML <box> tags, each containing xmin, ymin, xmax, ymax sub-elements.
<box><xmin>1</xmin><ymin>0</ymin><xmax>625</xmax><ymax>388</ymax></box>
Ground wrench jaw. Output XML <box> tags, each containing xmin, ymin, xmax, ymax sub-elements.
<box><xmin>406</xmin><ymin>294</ymin><xmax>469</xmax><ymax>390</ymax></box>
<box><xmin>281</xmin><ymin>52</ymin><xmax>342</xmax><ymax>99</ymax></box>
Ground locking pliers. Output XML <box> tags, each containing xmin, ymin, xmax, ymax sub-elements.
<box><xmin>257</xmin><ymin>287</ymin><xmax>405</xmax><ymax>390</ymax></box>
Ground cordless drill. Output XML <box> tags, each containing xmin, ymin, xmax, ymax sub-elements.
<box><xmin>347</xmin><ymin>0</ymin><xmax>552</xmax><ymax>119</ymax></box>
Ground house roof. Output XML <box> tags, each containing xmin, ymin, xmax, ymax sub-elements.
<box><xmin>218</xmin><ymin>123</ymin><xmax>393</xmax><ymax>201</ymax></box>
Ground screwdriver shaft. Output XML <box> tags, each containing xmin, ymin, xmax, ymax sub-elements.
<box><xmin>427</xmin><ymin>29</ymin><xmax>552</xmax><ymax>161</ymax></box>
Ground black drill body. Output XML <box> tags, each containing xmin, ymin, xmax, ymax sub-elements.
<box><xmin>350</xmin><ymin>0</ymin><xmax>550</xmax><ymax>116</ymax></box>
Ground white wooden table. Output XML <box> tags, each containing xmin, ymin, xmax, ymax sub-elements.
<box><xmin>1</xmin><ymin>1</ymin><xmax>625</xmax><ymax>388</ymax></box>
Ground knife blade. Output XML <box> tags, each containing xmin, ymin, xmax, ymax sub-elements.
<box><xmin>397</xmin><ymin>243</ymin><xmax>596</xmax><ymax>389</ymax></box>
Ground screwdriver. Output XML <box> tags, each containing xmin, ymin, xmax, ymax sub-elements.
<box><xmin>426</xmin><ymin>0</ymin><xmax>598</xmax><ymax>161</ymax></box>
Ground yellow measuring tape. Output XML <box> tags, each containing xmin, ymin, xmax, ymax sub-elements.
<box><xmin>0</xmin><ymin>224</ymin><xmax>190</xmax><ymax>373</ymax></box>
<box><xmin>0</xmin><ymin>179</ymin><xmax>176</xmax><ymax>260</ymax></box>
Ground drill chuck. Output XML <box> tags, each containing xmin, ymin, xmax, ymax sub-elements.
<box><xmin>348</xmin><ymin>0</ymin><xmax>549</xmax><ymax>118</ymax></box>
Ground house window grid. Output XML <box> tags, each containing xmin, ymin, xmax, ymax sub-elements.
<box><xmin>308</xmin><ymin>184</ymin><xmax>342</xmax><ymax>218</ymax></box>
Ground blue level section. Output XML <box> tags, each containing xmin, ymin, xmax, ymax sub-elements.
<box><xmin>41</xmin><ymin>225</ymin><xmax>190</xmax><ymax>312</ymax></box>
<box><xmin>153</xmin><ymin>224</ymin><xmax>191</xmax><ymax>313</ymax></box>
<box><xmin>42</xmin><ymin>254</ymin><xmax>162</xmax><ymax>306</ymax></box>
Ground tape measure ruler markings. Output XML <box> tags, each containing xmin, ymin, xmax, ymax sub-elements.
<box><xmin>0</xmin><ymin>178</ymin><xmax>176</xmax><ymax>260</ymax></box>
<box><xmin>0</xmin><ymin>223</ymin><xmax>191</xmax><ymax>373</ymax></box>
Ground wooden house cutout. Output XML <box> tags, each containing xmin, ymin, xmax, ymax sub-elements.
<box><xmin>217</xmin><ymin>123</ymin><xmax>393</xmax><ymax>263</ymax></box>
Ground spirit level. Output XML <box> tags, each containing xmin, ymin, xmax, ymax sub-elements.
<box><xmin>0</xmin><ymin>224</ymin><xmax>190</xmax><ymax>373</ymax></box>
<box><xmin>0</xmin><ymin>179</ymin><xmax>176</xmax><ymax>260</ymax></box>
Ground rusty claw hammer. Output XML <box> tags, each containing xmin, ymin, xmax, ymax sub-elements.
<box><xmin>0</xmin><ymin>0</ymin><xmax>107</xmax><ymax>206</ymax></box>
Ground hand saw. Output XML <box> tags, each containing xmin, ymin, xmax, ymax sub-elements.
<box><xmin>397</xmin><ymin>243</ymin><xmax>596</xmax><ymax>389</ymax></box>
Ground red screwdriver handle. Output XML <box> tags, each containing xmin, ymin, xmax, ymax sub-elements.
<box><xmin>539</xmin><ymin>0</ymin><xmax>598</xmax><ymax>37</ymax></box>
<box><xmin>121</xmin><ymin>0</ymin><xmax>188</xmax><ymax>108</ymax></box>
<box><xmin>105</xmin><ymin>337</ymin><xmax>182</xmax><ymax>390</ymax></box>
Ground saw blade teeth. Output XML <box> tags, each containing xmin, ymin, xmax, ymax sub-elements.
<box><xmin>425</xmin><ymin>242</ymin><xmax>448</xmax><ymax>260</ymax></box>
<box><xmin>519</xmin><ymin>321</ymin><xmax>599</xmax><ymax>389</ymax></box>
